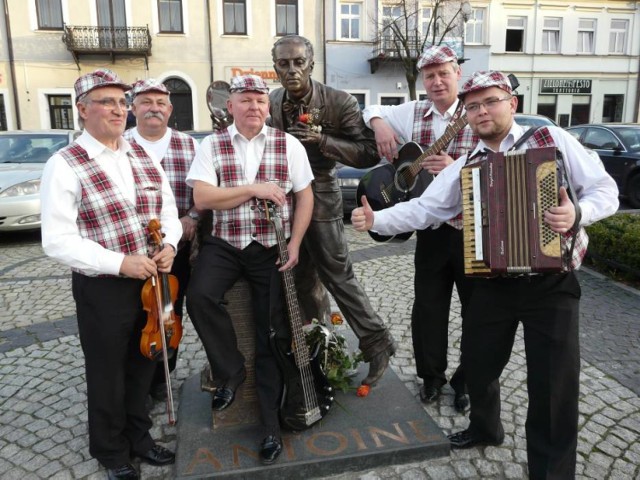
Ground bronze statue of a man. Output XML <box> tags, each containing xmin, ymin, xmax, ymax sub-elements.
<box><xmin>269</xmin><ymin>35</ymin><xmax>395</xmax><ymax>385</ymax></box>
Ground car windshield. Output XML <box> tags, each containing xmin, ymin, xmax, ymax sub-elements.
<box><xmin>0</xmin><ymin>134</ymin><xmax>70</xmax><ymax>164</ymax></box>
<box><xmin>612</xmin><ymin>127</ymin><xmax>640</xmax><ymax>153</ymax></box>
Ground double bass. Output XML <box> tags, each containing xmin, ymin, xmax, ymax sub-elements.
<box><xmin>140</xmin><ymin>219</ymin><xmax>182</xmax><ymax>425</ymax></box>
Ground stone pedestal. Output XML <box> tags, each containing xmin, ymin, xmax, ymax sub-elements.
<box><xmin>199</xmin><ymin>279</ymin><xmax>260</xmax><ymax>429</ymax></box>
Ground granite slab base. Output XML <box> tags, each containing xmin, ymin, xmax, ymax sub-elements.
<box><xmin>175</xmin><ymin>363</ymin><xmax>450</xmax><ymax>479</ymax></box>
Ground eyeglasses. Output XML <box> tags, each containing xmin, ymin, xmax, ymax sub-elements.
<box><xmin>87</xmin><ymin>98</ymin><xmax>128</xmax><ymax>109</ymax></box>
<box><xmin>465</xmin><ymin>96</ymin><xmax>512</xmax><ymax>114</ymax></box>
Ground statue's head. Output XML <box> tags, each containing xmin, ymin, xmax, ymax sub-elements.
<box><xmin>272</xmin><ymin>35</ymin><xmax>315</xmax><ymax>99</ymax></box>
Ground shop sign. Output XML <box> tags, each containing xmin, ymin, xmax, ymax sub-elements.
<box><xmin>540</xmin><ymin>78</ymin><xmax>592</xmax><ymax>94</ymax></box>
<box><xmin>227</xmin><ymin>67</ymin><xmax>279</xmax><ymax>83</ymax></box>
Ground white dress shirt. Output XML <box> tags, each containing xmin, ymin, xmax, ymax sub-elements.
<box><xmin>128</xmin><ymin>127</ymin><xmax>199</xmax><ymax>166</ymax></box>
<box><xmin>186</xmin><ymin>124</ymin><xmax>314</xmax><ymax>192</ymax></box>
<box><xmin>372</xmin><ymin>123</ymin><xmax>619</xmax><ymax>236</ymax></box>
<box><xmin>41</xmin><ymin>130</ymin><xmax>182</xmax><ymax>276</ymax></box>
<box><xmin>363</xmin><ymin>99</ymin><xmax>461</xmax><ymax>143</ymax></box>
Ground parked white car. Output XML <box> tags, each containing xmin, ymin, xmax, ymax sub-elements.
<box><xmin>0</xmin><ymin>130</ymin><xmax>80</xmax><ymax>232</ymax></box>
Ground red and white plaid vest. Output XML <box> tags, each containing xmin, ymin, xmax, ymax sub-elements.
<box><xmin>466</xmin><ymin>127</ymin><xmax>588</xmax><ymax>271</ymax></box>
<box><xmin>210</xmin><ymin>127</ymin><xmax>293</xmax><ymax>249</ymax></box>
<box><xmin>412</xmin><ymin>101</ymin><xmax>478</xmax><ymax>229</ymax></box>
<box><xmin>59</xmin><ymin>142</ymin><xmax>163</xmax><ymax>275</ymax></box>
<box><xmin>124</xmin><ymin>129</ymin><xmax>195</xmax><ymax>216</ymax></box>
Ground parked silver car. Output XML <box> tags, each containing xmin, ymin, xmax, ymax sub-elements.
<box><xmin>0</xmin><ymin>130</ymin><xmax>80</xmax><ymax>232</ymax></box>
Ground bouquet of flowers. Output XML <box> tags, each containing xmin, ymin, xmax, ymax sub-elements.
<box><xmin>298</xmin><ymin>107</ymin><xmax>323</xmax><ymax>133</ymax></box>
<box><xmin>304</xmin><ymin>318</ymin><xmax>362</xmax><ymax>392</ymax></box>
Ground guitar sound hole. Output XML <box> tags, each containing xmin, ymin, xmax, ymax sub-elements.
<box><xmin>394</xmin><ymin>163</ymin><xmax>417</xmax><ymax>193</ymax></box>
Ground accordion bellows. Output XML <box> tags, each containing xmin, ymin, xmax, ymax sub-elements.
<box><xmin>461</xmin><ymin>146</ymin><xmax>562</xmax><ymax>276</ymax></box>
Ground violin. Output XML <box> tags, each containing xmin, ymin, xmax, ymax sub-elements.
<box><xmin>140</xmin><ymin>218</ymin><xmax>182</xmax><ymax>425</ymax></box>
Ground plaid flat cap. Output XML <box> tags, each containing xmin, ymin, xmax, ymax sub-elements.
<box><xmin>458</xmin><ymin>71</ymin><xmax>513</xmax><ymax>99</ymax></box>
<box><xmin>229</xmin><ymin>75</ymin><xmax>269</xmax><ymax>94</ymax></box>
<box><xmin>74</xmin><ymin>68</ymin><xmax>130</xmax><ymax>99</ymax></box>
<box><xmin>416</xmin><ymin>45</ymin><xmax>458</xmax><ymax>71</ymax></box>
<box><xmin>130</xmin><ymin>78</ymin><xmax>170</xmax><ymax>98</ymax></box>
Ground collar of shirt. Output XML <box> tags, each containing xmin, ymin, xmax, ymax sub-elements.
<box><xmin>467</xmin><ymin>121</ymin><xmax>525</xmax><ymax>158</ymax></box>
<box><xmin>131</xmin><ymin>127</ymin><xmax>172</xmax><ymax>165</ymax></box>
<box><xmin>227</xmin><ymin>123</ymin><xmax>268</xmax><ymax>183</ymax></box>
<box><xmin>76</xmin><ymin>130</ymin><xmax>132</xmax><ymax>159</ymax></box>
<box><xmin>424</xmin><ymin>99</ymin><xmax>460</xmax><ymax>137</ymax></box>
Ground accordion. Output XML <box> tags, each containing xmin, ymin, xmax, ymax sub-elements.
<box><xmin>460</xmin><ymin>146</ymin><xmax>562</xmax><ymax>277</ymax></box>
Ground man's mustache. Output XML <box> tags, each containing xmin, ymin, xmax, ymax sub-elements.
<box><xmin>144</xmin><ymin>111</ymin><xmax>165</xmax><ymax>121</ymax></box>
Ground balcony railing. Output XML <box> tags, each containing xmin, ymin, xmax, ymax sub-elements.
<box><xmin>62</xmin><ymin>25</ymin><xmax>152</xmax><ymax>68</ymax></box>
<box><xmin>368</xmin><ymin>35</ymin><xmax>421</xmax><ymax>74</ymax></box>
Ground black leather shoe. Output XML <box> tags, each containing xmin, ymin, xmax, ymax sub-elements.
<box><xmin>419</xmin><ymin>385</ymin><xmax>440</xmax><ymax>403</ymax></box>
<box><xmin>362</xmin><ymin>342</ymin><xmax>396</xmax><ymax>386</ymax></box>
<box><xmin>453</xmin><ymin>392</ymin><xmax>469</xmax><ymax>413</ymax></box>
<box><xmin>259</xmin><ymin>435</ymin><xmax>283</xmax><ymax>465</ymax></box>
<box><xmin>448</xmin><ymin>429</ymin><xmax>503</xmax><ymax>449</ymax></box>
<box><xmin>107</xmin><ymin>464</ymin><xmax>138</xmax><ymax>479</ymax></box>
<box><xmin>212</xmin><ymin>387</ymin><xmax>236</xmax><ymax>411</ymax></box>
<box><xmin>136</xmin><ymin>444</ymin><xmax>175</xmax><ymax>466</ymax></box>
<box><xmin>212</xmin><ymin>368</ymin><xmax>246</xmax><ymax>411</ymax></box>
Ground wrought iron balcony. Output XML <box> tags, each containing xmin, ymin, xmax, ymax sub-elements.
<box><xmin>62</xmin><ymin>25</ymin><xmax>152</xmax><ymax>68</ymax></box>
<box><xmin>368</xmin><ymin>35</ymin><xmax>421</xmax><ymax>74</ymax></box>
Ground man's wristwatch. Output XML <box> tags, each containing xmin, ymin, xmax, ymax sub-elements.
<box><xmin>188</xmin><ymin>210</ymin><xmax>200</xmax><ymax>221</ymax></box>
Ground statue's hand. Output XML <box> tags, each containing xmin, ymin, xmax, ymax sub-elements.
<box><xmin>288</xmin><ymin>122</ymin><xmax>322</xmax><ymax>145</ymax></box>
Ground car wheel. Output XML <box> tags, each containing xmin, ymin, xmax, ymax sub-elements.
<box><xmin>627</xmin><ymin>174</ymin><xmax>640</xmax><ymax>209</ymax></box>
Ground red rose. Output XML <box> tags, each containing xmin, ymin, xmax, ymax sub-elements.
<box><xmin>356</xmin><ymin>384</ymin><xmax>371</xmax><ymax>397</ymax></box>
<box><xmin>299</xmin><ymin>113</ymin><xmax>310</xmax><ymax>124</ymax></box>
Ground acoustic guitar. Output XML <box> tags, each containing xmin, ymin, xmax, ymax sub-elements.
<box><xmin>356</xmin><ymin>113</ymin><xmax>468</xmax><ymax>242</ymax></box>
<box><xmin>261</xmin><ymin>200</ymin><xmax>333</xmax><ymax>431</ymax></box>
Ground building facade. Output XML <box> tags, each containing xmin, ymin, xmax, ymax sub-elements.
<box><xmin>0</xmin><ymin>0</ymin><xmax>323</xmax><ymax>132</ymax></box>
<box><xmin>325</xmin><ymin>0</ymin><xmax>640</xmax><ymax>125</ymax></box>
<box><xmin>0</xmin><ymin>1</ymin><xmax>638</xmax><ymax>131</ymax></box>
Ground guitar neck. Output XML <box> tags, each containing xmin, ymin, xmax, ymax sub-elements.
<box><xmin>274</xmin><ymin>227</ymin><xmax>311</xmax><ymax>368</ymax></box>
<box><xmin>407</xmin><ymin>114</ymin><xmax>468</xmax><ymax>178</ymax></box>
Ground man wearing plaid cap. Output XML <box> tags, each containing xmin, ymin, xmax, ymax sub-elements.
<box><xmin>123</xmin><ymin>78</ymin><xmax>201</xmax><ymax>404</ymax></box>
<box><xmin>353</xmin><ymin>70</ymin><xmax>619</xmax><ymax>479</ymax></box>
<box><xmin>186</xmin><ymin>74</ymin><xmax>314</xmax><ymax>465</ymax></box>
<box><xmin>362</xmin><ymin>44</ymin><xmax>478</xmax><ymax>410</ymax></box>
<box><xmin>41</xmin><ymin>68</ymin><xmax>181</xmax><ymax>479</ymax></box>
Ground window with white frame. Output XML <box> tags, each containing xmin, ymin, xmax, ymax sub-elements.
<box><xmin>158</xmin><ymin>0</ymin><xmax>183</xmax><ymax>33</ymax></box>
<box><xmin>420</xmin><ymin>7</ymin><xmax>433</xmax><ymax>38</ymax></box>
<box><xmin>542</xmin><ymin>17</ymin><xmax>561</xmax><ymax>53</ymax></box>
<box><xmin>223</xmin><ymin>0</ymin><xmax>246</xmax><ymax>35</ymax></box>
<box><xmin>339</xmin><ymin>2</ymin><xmax>361</xmax><ymax>40</ymax></box>
<box><xmin>609</xmin><ymin>19</ymin><xmax>628</xmax><ymax>54</ymax></box>
<box><xmin>505</xmin><ymin>16</ymin><xmax>525</xmax><ymax>52</ymax></box>
<box><xmin>276</xmin><ymin>0</ymin><xmax>297</xmax><ymax>36</ymax></box>
<box><xmin>381</xmin><ymin>5</ymin><xmax>402</xmax><ymax>53</ymax></box>
<box><xmin>36</xmin><ymin>0</ymin><xmax>63</xmax><ymax>30</ymax></box>
<box><xmin>577</xmin><ymin>19</ymin><xmax>595</xmax><ymax>54</ymax></box>
<box><xmin>465</xmin><ymin>7</ymin><xmax>484</xmax><ymax>44</ymax></box>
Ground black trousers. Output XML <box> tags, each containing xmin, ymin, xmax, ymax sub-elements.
<box><xmin>186</xmin><ymin>236</ymin><xmax>288</xmax><ymax>430</ymax></box>
<box><xmin>72</xmin><ymin>272</ymin><xmax>156</xmax><ymax>469</ymax></box>
<box><xmin>463</xmin><ymin>272</ymin><xmax>581</xmax><ymax>480</ymax></box>
<box><xmin>150</xmin><ymin>241</ymin><xmax>192</xmax><ymax>388</ymax></box>
<box><xmin>412</xmin><ymin>225</ymin><xmax>471</xmax><ymax>392</ymax></box>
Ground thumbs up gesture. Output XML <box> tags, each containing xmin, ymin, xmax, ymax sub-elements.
<box><xmin>544</xmin><ymin>186</ymin><xmax>576</xmax><ymax>233</ymax></box>
<box><xmin>351</xmin><ymin>195</ymin><xmax>375</xmax><ymax>232</ymax></box>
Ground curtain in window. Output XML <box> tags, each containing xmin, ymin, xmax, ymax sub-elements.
<box><xmin>276</xmin><ymin>0</ymin><xmax>297</xmax><ymax>36</ymax></box>
<box><xmin>37</xmin><ymin>0</ymin><xmax>63</xmax><ymax>29</ymax></box>
<box><xmin>159</xmin><ymin>0</ymin><xmax>183</xmax><ymax>32</ymax></box>
<box><xmin>223</xmin><ymin>0</ymin><xmax>246</xmax><ymax>34</ymax></box>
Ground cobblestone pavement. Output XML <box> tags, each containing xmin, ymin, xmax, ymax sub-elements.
<box><xmin>0</xmin><ymin>227</ymin><xmax>639</xmax><ymax>479</ymax></box>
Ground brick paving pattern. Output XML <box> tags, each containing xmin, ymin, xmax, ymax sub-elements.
<box><xmin>0</xmin><ymin>228</ymin><xmax>638</xmax><ymax>479</ymax></box>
